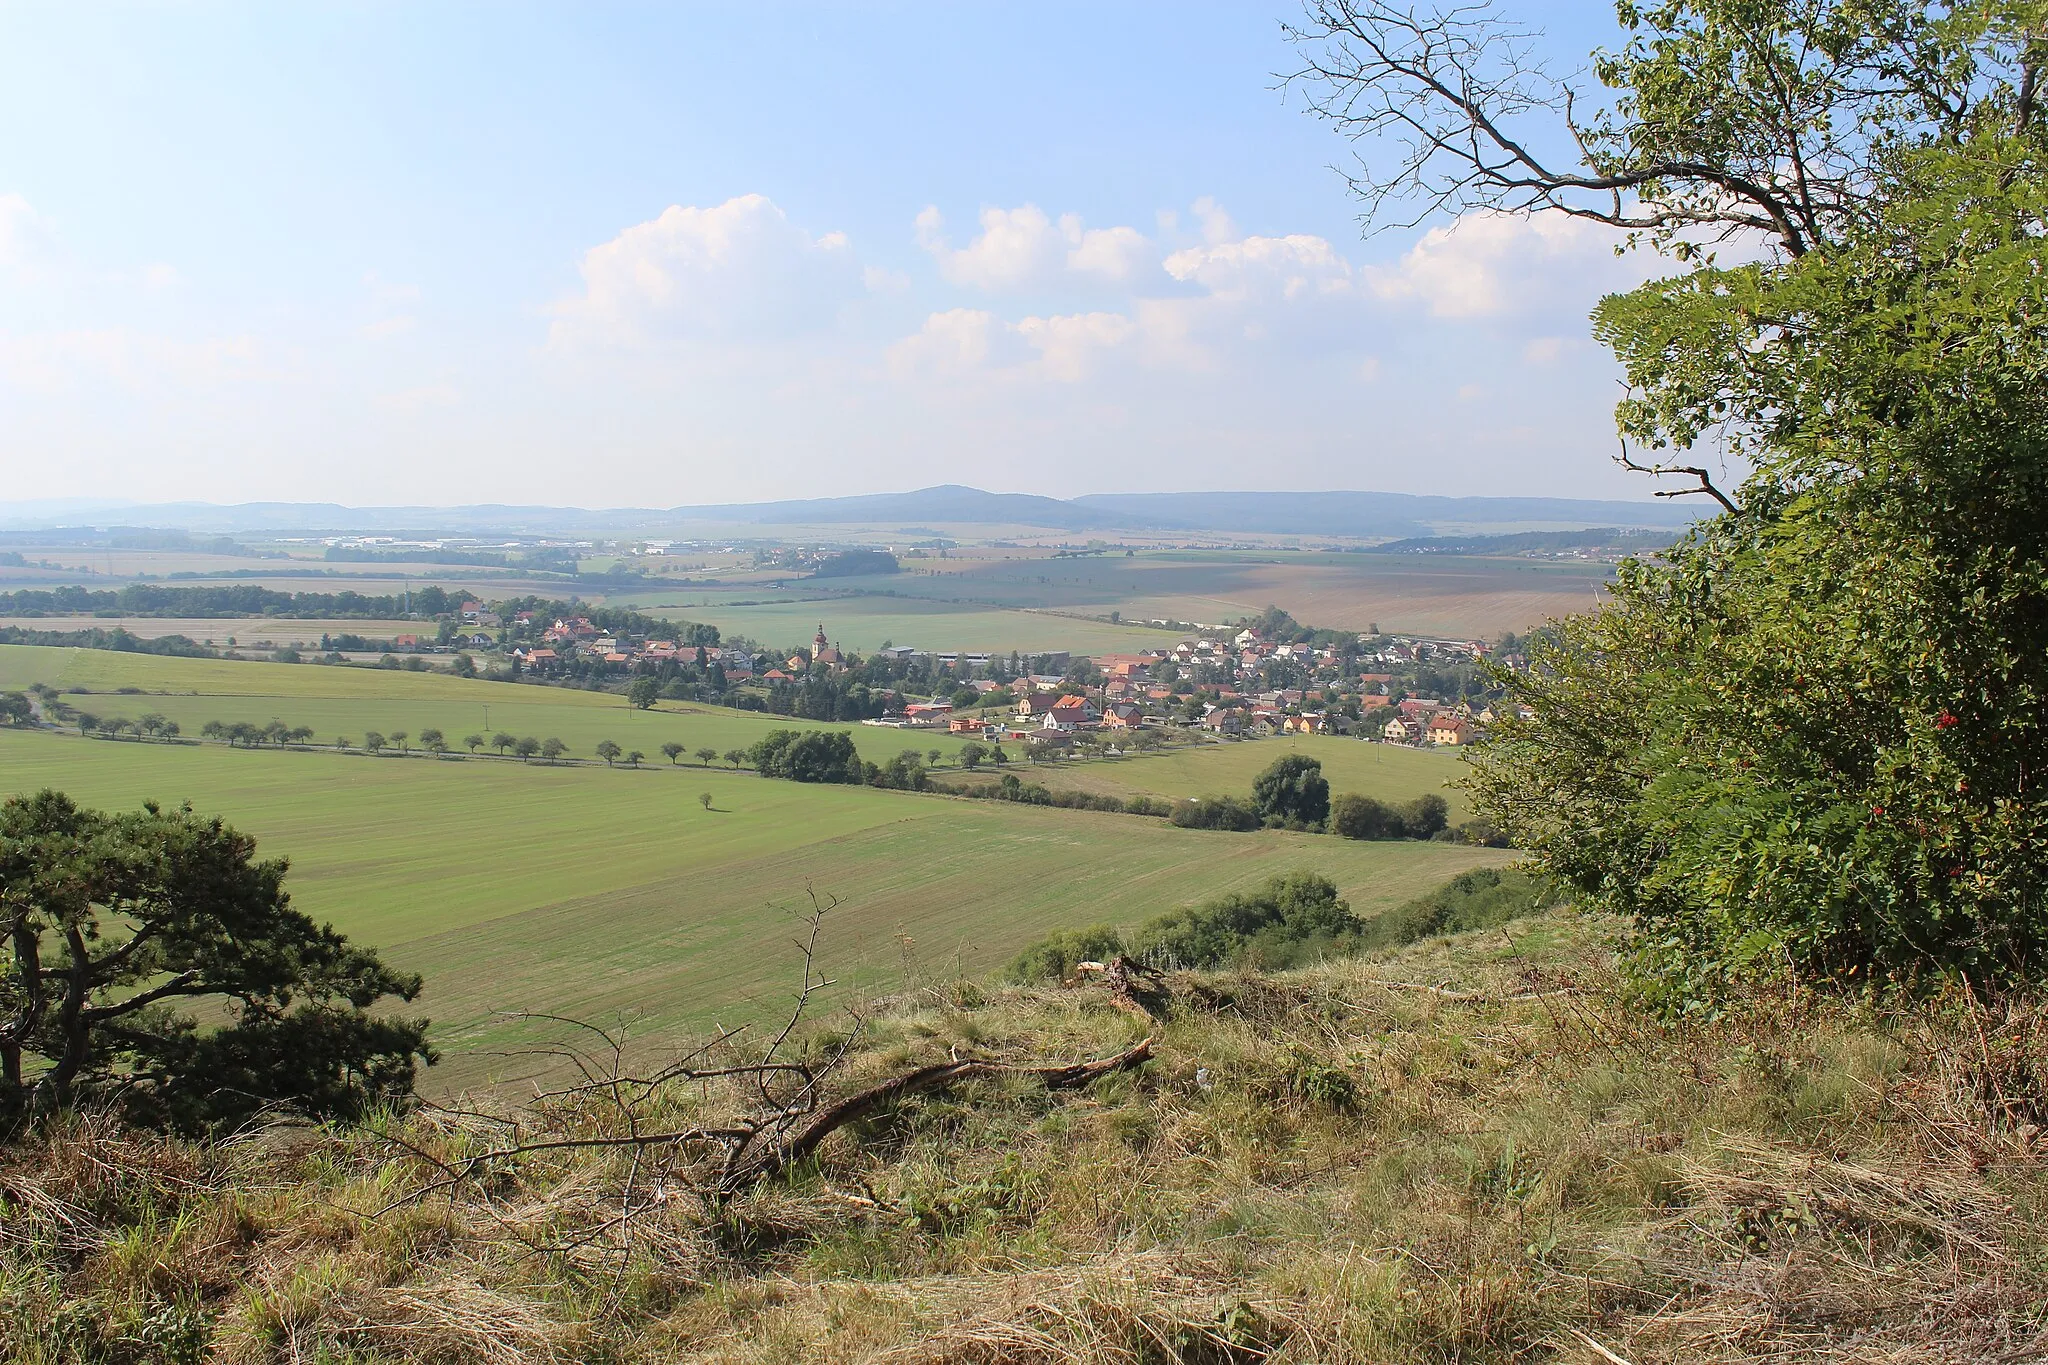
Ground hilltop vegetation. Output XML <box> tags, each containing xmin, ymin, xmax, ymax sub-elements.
<box><xmin>6</xmin><ymin>912</ymin><xmax>2045</xmax><ymax>1362</ymax></box>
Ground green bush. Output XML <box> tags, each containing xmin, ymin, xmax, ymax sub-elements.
<box><xmin>1357</xmin><ymin>868</ymin><xmax>1555</xmax><ymax>950</ymax></box>
<box><xmin>1003</xmin><ymin>923</ymin><xmax>1127</xmax><ymax>983</ymax></box>
<box><xmin>1168</xmin><ymin>795</ymin><xmax>1262</xmax><ymax>831</ymax></box>
<box><xmin>1329</xmin><ymin>791</ymin><xmax>1452</xmax><ymax>840</ymax></box>
<box><xmin>747</xmin><ymin>729</ymin><xmax>864</xmax><ymax>783</ymax></box>
<box><xmin>1133</xmin><ymin>872</ymin><xmax>1360</xmax><ymax>969</ymax></box>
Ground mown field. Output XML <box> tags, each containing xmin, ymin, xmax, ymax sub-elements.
<box><xmin>986</xmin><ymin>734</ymin><xmax>1475</xmax><ymax>819</ymax></box>
<box><xmin>0</xmin><ymin>726</ymin><xmax>1510</xmax><ymax>1092</ymax></box>
<box><xmin>0</xmin><ymin>644</ymin><xmax>979</xmax><ymax>766</ymax></box>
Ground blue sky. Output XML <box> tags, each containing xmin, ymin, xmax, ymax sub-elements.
<box><xmin>0</xmin><ymin>2</ymin><xmax>1690</xmax><ymax>508</ymax></box>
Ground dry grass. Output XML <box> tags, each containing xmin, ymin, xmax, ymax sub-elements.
<box><xmin>5</xmin><ymin>912</ymin><xmax>2047</xmax><ymax>1363</ymax></box>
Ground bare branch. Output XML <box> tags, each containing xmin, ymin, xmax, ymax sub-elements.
<box><xmin>1616</xmin><ymin>436</ymin><xmax>1741</xmax><ymax>516</ymax></box>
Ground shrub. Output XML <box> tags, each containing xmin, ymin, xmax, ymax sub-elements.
<box><xmin>1330</xmin><ymin>793</ymin><xmax>1402</xmax><ymax>840</ymax></box>
<box><xmin>1399</xmin><ymin>794</ymin><xmax>1449</xmax><ymax>839</ymax></box>
<box><xmin>1357</xmin><ymin>868</ymin><xmax>1554</xmax><ymax>950</ymax></box>
<box><xmin>1169</xmin><ymin>795</ymin><xmax>1262</xmax><ymax>831</ymax></box>
<box><xmin>1004</xmin><ymin>924</ymin><xmax>1127</xmax><ymax>983</ymax></box>
<box><xmin>1133</xmin><ymin>872</ymin><xmax>1360</xmax><ymax>969</ymax></box>
<box><xmin>1328</xmin><ymin>792</ymin><xmax>1455</xmax><ymax>841</ymax></box>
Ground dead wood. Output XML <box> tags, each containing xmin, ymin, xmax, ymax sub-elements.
<box><xmin>1072</xmin><ymin>956</ymin><xmax>1170</xmax><ymax>1021</ymax></box>
<box><xmin>717</xmin><ymin>1036</ymin><xmax>1153</xmax><ymax>1192</ymax></box>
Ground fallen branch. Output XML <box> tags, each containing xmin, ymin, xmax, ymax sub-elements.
<box><xmin>718</xmin><ymin>1037</ymin><xmax>1152</xmax><ymax>1192</ymax></box>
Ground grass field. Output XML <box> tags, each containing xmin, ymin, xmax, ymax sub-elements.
<box><xmin>0</xmin><ymin>726</ymin><xmax>1509</xmax><ymax>1091</ymax></box>
<box><xmin>0</xmin><ymin>644</ymin><xmax>980</xmax><ymax>765</ymax></box>
<box><xmin>991</xmin><ymin>734</ymin><xmax>1476</xmax><ymax>819</ymax></box>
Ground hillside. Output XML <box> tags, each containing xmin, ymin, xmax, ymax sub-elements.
<box><xmin>5</xmin><ymin>911</ymin><xmax>2039</xmax><ymax>1363</ymax></box>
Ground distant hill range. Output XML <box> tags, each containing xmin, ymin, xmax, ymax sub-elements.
<box><xmin>0</xmin><ymin>485</ymin><xmax>1702</xmax><ymax>538</ymax></box>
<box><xmin>1363</xmin><ymin>526</ymin><xmax>1682</xmax><ymax>555</ymax></box>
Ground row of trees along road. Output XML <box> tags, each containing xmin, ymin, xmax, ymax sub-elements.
<box><xmin>1289</xmin><ymin>0</ymin><xmax>2048</xmax><ymax>995</ymax></box>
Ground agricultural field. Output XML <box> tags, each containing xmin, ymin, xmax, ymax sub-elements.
<box><xmin>0</xmin><ymin>616</ymin><xmax>418</xmax><ymax>646</ymax></box>
<box><xmin>0</xmin><ymin>726</ymin><xmax>1510</xmax><ymax>1092</ymax></box>
<box><xmin>0</xmin><ymin>644</ymin><xmax>981</xmax><ymax>766</ymax></box>
<box><xmin>984</xmin><ymin>734</ymin><xmax>1476</xmax><ymax>820</ymax></box>
<box><xmin>740</xmin><ymin>547</ymin><xmax>1620</xmax><ymax>638</ymax></box>
<box><xmin>604</xmin><ymin>587</ymin><xmax>1181</xmax><ymax>654</ymax></box>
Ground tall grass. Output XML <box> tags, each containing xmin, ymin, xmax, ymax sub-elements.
<box><xmin>4</xmin><ymin>912</ymin><xmax>2045</xmax><ymax>1362</ymax></box>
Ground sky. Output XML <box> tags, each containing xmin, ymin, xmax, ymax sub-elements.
<box><xmin>0</xmin><ymin>2</ymin><xmax>1698</xmax><ymax>509</ymax></box>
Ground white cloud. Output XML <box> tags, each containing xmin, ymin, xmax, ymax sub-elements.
<box><xmin>1015</xmin><ymin>311</ymin><xmax>1136</xmax><ymax>381</ymax></box>
<box><xmin>888</xmin><ymin>308</ymin><xmax>1015</xmax><ymax>377</ymax></box>
<box><xmin>916</xmin><ymin>204</ymin><xmax>1156</xmax><ymax>290</ymax></box>
<box><xmin>1357</xmin><ymin>355</ymin><xmax>1382</xmax><ymax>383</ymax></box>
<box><xmin>890</xmin><ymin>307</ymin><xmax>1134</xmax><ymax>383</ymax></box>
<box><xmin>1163</xmin><ymin>233</ymin><xmax>1357</xmax><ymax>304</ymax></box>
<box><xmin>1522</xmin><ymin>336</ymin><xmax>1570</xmax><ymax>364</ymax></box>
<box><xmin>1366</xmin><ymin>211</ymin><xmax>1663</xmax><ymax>320</ymax></box>
<box><xmin>1190</xmin><ymin>196</ymin><xmax>1236</xmax><ymax>246</ymax></box>
<box><xmin>552</xmin><ymin>194</ymin><xmax>862</xmax><ymax>345</ymax></box>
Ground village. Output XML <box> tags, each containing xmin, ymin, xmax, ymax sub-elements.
<box><xmin>428</xmin><ymin>604</ymin><xmax>1520</xmax><ymax>755</ymax></box>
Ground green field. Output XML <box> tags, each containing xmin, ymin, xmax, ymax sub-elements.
<box><xmin>1</xmin><ymin>726</ymin><xmax>1508</xmax><ymax>1091</ymax></box>
<box><xmin>0</xmin><ymin>644</ymin><xmax>980</xmax><ymax>766</ymax></box>
<box><xmin>994</xmin><ymin>734</ymin><xmax>1476</xmax><ymax>819</ymax></box>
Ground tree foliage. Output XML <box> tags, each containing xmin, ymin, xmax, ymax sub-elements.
<box><xmin>0</xmin><ymin>790</ymin><xmax>431</xmax><ymax>1133</ymax></box>
<box><xmin>747</xmin><ymin>730</ymin><xmax>865</xmax><ymax>784</ymax></box>
<box><xmin>1251</xmin><ymin>754</ymin><xmax>1332</xmax><ymax>828</ymax></box>
<box><xmin>1324</xmin><ymin>0</ymin><xmax>2048</xmax><ymax>994</ymax></box>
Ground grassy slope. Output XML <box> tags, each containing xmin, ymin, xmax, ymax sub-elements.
<box><xmin>990</xmin><ymin>735</ymin><xmax>1475</xmax><ymax>820</ymax></box>
<box><xmin>7</xmin><ymin>915</ymin><xmax>2041</xmax><ymax>1363</ymax></box>
<box><xmin>0</xmin><ymin>644</ymin><xmax>979</xmax><ymax>765</ymax></box>
<box><xmin>0</xmin><ymin>727</ymin><xmax>1508</xmax><ymax>1090</ymax></box>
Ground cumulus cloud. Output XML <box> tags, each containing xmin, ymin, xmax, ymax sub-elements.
<box><xmin>894</xmin><ymin>213</ymin><xmax>1384</xmax><ymax>382</ymax></box>
<box><xmin>890</xmin><ymin>307</ymin><xmax>1135</xmax><ymax>383</ymax></box>
<box><xmin>552</xmin><ymin>194</ymin><xmax>862</xmax><ymax>345</ymax></box>
<box><xmin>916</xmin><ymin>204</ymin><xmax>1156</xmax><ymax>290</ymax></box>
<box><xmin>1366</xmin><ymin>211</ymin><xmax>1663</xmax><ymax>319</ymax></box>
<box><xmin>1162</xmin><ymin>232</ymin><xmax>1358</xmax><ymax>304</ymax></box>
